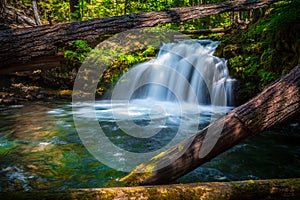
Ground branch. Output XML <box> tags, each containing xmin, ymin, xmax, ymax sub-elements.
<box><xmin>31</xmin><ymin>0</ymin><xmax>42</xmax><ymax>26</ymax></box>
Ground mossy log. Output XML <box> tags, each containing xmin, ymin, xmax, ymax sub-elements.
<box><xmin>0</xmin><ymin>0</ymin><xmax>280</xmax><ymax>73</ymax></box>
<box><xmin>1</xmin><ymin>178</ymin><xmax>299</xmax><ymax>200</ymax></box>
<box><xmin>181</xmin><ymin>27</ymin><xmax>230</xmax><ymax>35</ymax></box>
<box><xmin>120</xmin><ymin>65</ymin><xmax>300</xmax><ymax>186</ymax></box>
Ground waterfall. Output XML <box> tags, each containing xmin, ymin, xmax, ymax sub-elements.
<box><xmin>112</xmin><ymin>39</ymin><xmax>234</xmax><ymax>106</ymax></box>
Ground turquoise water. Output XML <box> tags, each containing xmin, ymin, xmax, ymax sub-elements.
<box><xmin>0</xmin><ymin>101</ymin><xmax>299</xmax><ymax>191</ymax></box>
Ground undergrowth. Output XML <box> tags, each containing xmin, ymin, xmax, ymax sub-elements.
<box><xmin>222</xmin><ymin>0</ymin><xmax>300</xmax><ymax>97</ymax></box>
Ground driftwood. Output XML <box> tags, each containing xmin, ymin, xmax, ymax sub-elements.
<box><xmin>0</xmin><ymin>178</ymin><xmax>299</xmax><ymax>200</ymax></box>
<box><xmin>120</xmin><ymin>65</ymin><xmax>300</xmax><ymax>186</ymax></box>
<box><xmin>0</xmin><ymin>0</ymin><xmax>280</xmax><ymax>73</ymax></box>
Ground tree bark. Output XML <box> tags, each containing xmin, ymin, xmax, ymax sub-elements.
<box><xmin>0</xmin><ymin>0</ymin><xmax>280</xmax><ymax>73</ymax></box>
<box><xmin>120</xmin><ymin>65</ymin><xmax>300</xmax><ymax>186</ymax></box>
<box><xmin>1</xmin><ymin>178</ymin><xmax>299</xmax><ymax>200</ymax></box>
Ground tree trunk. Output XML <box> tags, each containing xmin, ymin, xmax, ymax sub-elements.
<box><xmin>0</xmin><ymin>0</ymin><xmax>279</xmax><ymax>73</ymax></box>
<box><xmin>1</xmin><ymin>178</ymin><xmax>299</xmax><ymax>200</ymax></box>
<box><xmin>119</xmin><ymin>65</ymin><xmax>300</xmax><ymax>186</ymax></box>
<box><xmin>31</xmin><ymin>0</ymin><xmax>41</xmax><ymax>26</ymax></box>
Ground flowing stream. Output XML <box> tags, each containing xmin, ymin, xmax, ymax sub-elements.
<box><xmin>0</xmin><ymin>102</ymin><xmax>299</xmax><ymax>191</ymax></box>
<box><xmin>0</xmin><ymin>40</ymin><xmax>299</xmax><ymax>191</ymax></box>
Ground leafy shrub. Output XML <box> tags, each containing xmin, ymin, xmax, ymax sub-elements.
<box><xmin>63</xmin><ymin>40</ymin><xmax>92</xmax><ymax>68</ymax></box>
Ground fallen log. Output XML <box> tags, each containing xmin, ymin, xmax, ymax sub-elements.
<box><xmin>120</xmin><ymin>65</ymin><xmax>300</xmax><ymax>186</ymax></box>
<box><xmin>181</xmin><ymin>27</ymin><xmax>230</xmax><ymax>35</ymax></box>
<box><xmin>0</xmin><ymin>0</ymin><xmax>280</xmax><ymax>73</ymax></box>
<box><xmin>1</xmin><ymin>178</ymin><xmax>299</xmax><ymax>200</ymax></box>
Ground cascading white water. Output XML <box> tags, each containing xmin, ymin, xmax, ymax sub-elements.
<box><xmin>72</xmin><ymin>39</ymin><xmax>236</xmax><ymax>172</ymax></box>
<box><xmin>113</xmin><ymin>39</ymin><xmax>234</xmax><ymax>106</ymax></box>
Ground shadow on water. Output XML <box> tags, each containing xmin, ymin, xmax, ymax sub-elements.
<box><xmin>179</xmin><ymin>121</ymin><xmax>300</xmax><ymax>183</ymax></box>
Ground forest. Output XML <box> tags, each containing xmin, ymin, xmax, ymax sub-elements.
<box><xmin>0</xmin><ymin>0</ymin><xmax>299</xmax><ymax>103</ymax></box>
<box><xmin>0</xmin><ymin>0</ymin><xmax>299</xmax><ymax>199</ymax></box>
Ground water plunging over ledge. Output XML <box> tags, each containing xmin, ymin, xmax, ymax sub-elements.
<box><xmin>112</xmin><ymin>39</ymin><xmax>234</xmax><ymax>106</ymax></box>
<box><xmin>73</xmin><ymin>40</ymin><xmax>236</xmax><ymax>173</ymax></box>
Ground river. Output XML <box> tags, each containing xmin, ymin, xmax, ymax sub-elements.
<box><xmin>0</xmin><ymin>101</ymin><xmax>299</xmax><ymax>191</ymax></box>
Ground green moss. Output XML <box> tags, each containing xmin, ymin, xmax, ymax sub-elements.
<box><xmin>1</xmin><ymin>179</ymin><xmax>300</xmax><ymax>200</ymax></box>
<box><xmin>217</xmin><ymin>0</ymin><xmax>300</xmax><ymax>98</ymax></box>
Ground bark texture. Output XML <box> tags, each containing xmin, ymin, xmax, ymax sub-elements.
<box><xmin>120</xmin><ymin>65</ymin><xmax>300</xmax><ymax>186</ymax></box>
<box><xmin>0</xmin><ymin>0</ymin><xmax>279</xmax><ymax>73</ymax></box>
<box><xmin>1</xmin><ymin>178</ymin><xmax>300</xmax><ymax>200</ymax></box>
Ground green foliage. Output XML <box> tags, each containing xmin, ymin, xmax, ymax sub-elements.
<box><xmin>39</xmin><ymin>0</ymin><xmax>71</xmax><ymax>22</ymax></box>
<box><xmin>159</xmin><ymin>12</ymin><xmax>232</xmax><ymax>31</ymax></box>
<box><xmin>63</xmin><ymin>40</ymin><xmax>92</xmax><ymax>68</ymax></box>
<box><xmin>11</xmin><ymin>0</ymin><xmax>299</xmax><ymax>99</ymax></box>
<box><xmin>263</xmin><ymin>1</ymin><xmax>300</xmax><ymax>32</ymax></box>
<box><xmin>223</xmin><ymin>0</ymin><xmax>300</xmax><ymax>96</ymax></box>
<box><xmin>13</xmin><ymin>0</ymin><xmax>236</xmax><ymax>22</ymax></box>
<box><xmin>96</xmin><ymin>46</ymin><xmax>158</xmax><ymax>96</ymax></box>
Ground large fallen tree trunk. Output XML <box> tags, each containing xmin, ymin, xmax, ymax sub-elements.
<box><xmin>1</xmin><ymin>178</ymin><xmax>300</xmax><ymax>200</ymax></box>
<box><xmin>0</xmin><ymin>0</ymin><xmax>280</xmax><ymax>73</ymax></box>
<box><xmin>120</xmin><ymin>65</ymin><xmax>300</xmax><ymax>186</ymax></box>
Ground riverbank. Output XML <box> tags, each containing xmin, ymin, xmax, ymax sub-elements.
<box><xmin>0</xmin><ymin>82</ymin><xmax>72</xmax><ymax>105</ymax></box>
<box><xmin>0</xmin><ymin>71</ymin><xmax>72</xmax><ymax>105</ymax></box>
